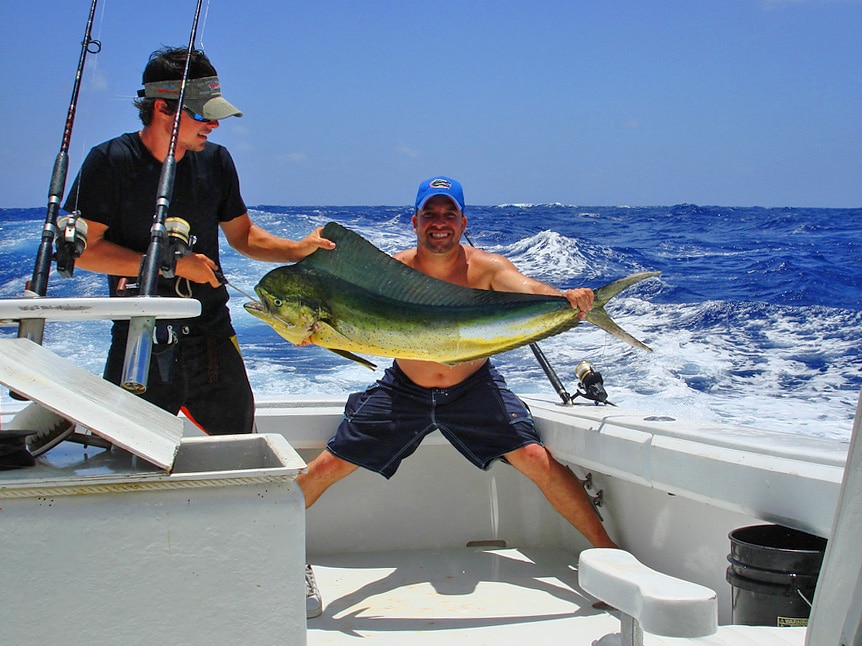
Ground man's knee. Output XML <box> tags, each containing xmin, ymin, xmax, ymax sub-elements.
<box><xmin>306</xmin><ymin>449</ymin><xmax>357</xmax><ymax>482</ymax></box>
<box><xmin>506</xmin><ymin>442</ymin><xmax>554</xmax><ymax>473</ymax></box>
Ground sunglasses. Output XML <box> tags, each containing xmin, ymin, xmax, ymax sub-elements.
<box><xmin>184</xmin><ymin>108</ymin><xmax>216</xmax><ymax>123</ymax></box>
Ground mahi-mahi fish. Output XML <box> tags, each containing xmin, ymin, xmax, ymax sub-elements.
<box><xmin>244</xmin><ymin>222</ymin><xmax>660</xmax><ymax>369</ymax></box>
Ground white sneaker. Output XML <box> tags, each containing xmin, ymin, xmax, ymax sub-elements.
<box><xmin>306</xmin><ymin>564</ymin><xmax>323</xmax><ymax>618</ymax></box>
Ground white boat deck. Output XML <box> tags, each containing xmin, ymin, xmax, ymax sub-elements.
<box><xmin>307</xmin><ymin>546</ymin><xmax>620</xmax><ymax>644</ymax></box>
<box><xmin>306</xmin><ymin>547</ymin><xmax>807</xmax><ymax>645</ymax></box>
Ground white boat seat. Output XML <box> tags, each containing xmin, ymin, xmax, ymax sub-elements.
<box><xmin>579</xmin><ymin>548</ymin><xmax>717</xmax><ymax>640</ymax></box>
<box><xmin>579</xmin><ymin>548</ymin><xmax>807</xmax><ymax>645</ymax></box>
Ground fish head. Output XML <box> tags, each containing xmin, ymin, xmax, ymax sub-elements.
<box><xmin>243</xmin><ymin>268</ymin><xmax>320</xmax><ymax>346</ymax></box>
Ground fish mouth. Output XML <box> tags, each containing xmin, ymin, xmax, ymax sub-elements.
<box><xmin>243</xmin><ymin>299</ymin><xmax>299</xmax><ymax>331</ymax></box>
<box><xmin>243</xmin><ymin>300</ymin><xmax>267</xmax><ymax>316</ymax></box>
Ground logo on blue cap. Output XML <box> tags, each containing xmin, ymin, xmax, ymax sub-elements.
<box><xmin>415</xmin><ymin>176</ymin><xmax>465</xmax><ymax>211</ymax></box>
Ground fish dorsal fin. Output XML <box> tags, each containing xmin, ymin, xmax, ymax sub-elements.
<box><xmin>301</xmin><ymin>222</ymin><xmax>562</xmax><ymax>309</ymax></box>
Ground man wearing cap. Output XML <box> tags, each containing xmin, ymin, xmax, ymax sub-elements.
<box><xmin>64</xmin><ymin>47</ymin><xmax>334</xmax><ymax>435</ymax></box>
<box><xmin>297</xmin><ymin>175</ymin><xmax>618</xmax><ymax>617</ymax></box>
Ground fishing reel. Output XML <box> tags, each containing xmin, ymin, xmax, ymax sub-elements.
<box><xmin>573</xmin><ymin>361</ymin><xmax>613</xmax><ymax>406</ymax></box>
<box><xmin>529</xmin><ymin>344</ymin><xmax>613</xmax><ymax>406</ymax></box>
<box><xmin>54</xmin><ymin>212</ymin><xmax>88</xmax><ymax>278</ymax></box>
<box><xmin>159</xmin><ymin>216</ymin><xmax>196</xmax><ymax>278</ymax></box>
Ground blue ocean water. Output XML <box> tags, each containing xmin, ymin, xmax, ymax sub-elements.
<box><xmin>1</xmin><ymin>205</ymin><xmax>860</xmax><ymax>441</ymax></box>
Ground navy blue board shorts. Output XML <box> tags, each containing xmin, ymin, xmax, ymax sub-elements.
<box><xmin>327</xmin><ymin>360</ymin><xmax>543</xmax><ymax>479</ymax></box>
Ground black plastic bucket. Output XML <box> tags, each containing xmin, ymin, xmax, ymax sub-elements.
<box><xmin>726</xmin><ymin>524</ymin><xmax>827</xmax><ymax>627</ymax></box>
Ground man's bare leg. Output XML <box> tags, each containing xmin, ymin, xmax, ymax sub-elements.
<box><xmin>297</xmin><ymin>450</ymin><xmax>358</xmax><ymax>508</ymax></box>
<box><xmin>505</xmin><ymin>443</ymin><xmax>618</xmax><ymax>548</ymax></box>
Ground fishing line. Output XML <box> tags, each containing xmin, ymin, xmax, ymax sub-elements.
<box><xmin>70</xmin><ymin>0</ymin><xmax>109</xmax><ymax>241</ymax></box>
<box><xmin>198</xmin><ymin>0</ymin><xmax>212</xmax><ymax>51</ymax></box>
<box><xmin>216</xmin><ymin>271</ymin><xmax>258</xmax><ymax>302</ymax></box>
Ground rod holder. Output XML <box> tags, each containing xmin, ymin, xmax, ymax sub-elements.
<box><xmin>16</xmin><ymin>290</ymin><xmax>46</xmax><ymax>346</ymax></box>
<box><xmin>121</xmin><ymin>316</ymin><xmax>155</xmax><ymax>394</ymax></box>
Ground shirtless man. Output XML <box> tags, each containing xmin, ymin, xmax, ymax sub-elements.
<box><xmin>297</xmin><ymin>176</ymin><xmax>617</xmax><ymax>616</ymax></box>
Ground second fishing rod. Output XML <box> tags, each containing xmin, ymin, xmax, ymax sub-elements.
<box><xmin>121</xmin><ymin>0</ymin><xmax>205</xmax><ymax>394</ymax></box>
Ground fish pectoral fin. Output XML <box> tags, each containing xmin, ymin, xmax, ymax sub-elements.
<box><xmin>327</xmin><ymin>348</ymin><xmax>377</xmax><ymax>370</ymax></box>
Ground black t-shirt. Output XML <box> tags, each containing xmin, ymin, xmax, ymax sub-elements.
<box><xmin>64</xmin><ymin>132</ymin><xmax>247</xmax><ymax>336</ymax></box>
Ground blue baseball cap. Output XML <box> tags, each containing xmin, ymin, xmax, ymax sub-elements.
<box><xmin>415</xmin><ymin>176</ymin><xmax>465</xmax><ymax>212</ymax></box>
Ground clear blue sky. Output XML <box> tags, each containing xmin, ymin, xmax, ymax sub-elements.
<box><xmin>2</xmin><ymin>0</ymin><xmax>860</xmax><ymax>208</ymax></box>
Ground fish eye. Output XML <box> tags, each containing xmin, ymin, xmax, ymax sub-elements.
<box><xmin>273</xmin><ymin>298</ymin><xmax>283</xmax><ymax>307</ymax></box>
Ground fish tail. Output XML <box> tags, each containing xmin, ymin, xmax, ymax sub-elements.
<box><xmin>585</xmin><ymin>271</ymin><xmax>661</xmax><ymax>352</ymax></box>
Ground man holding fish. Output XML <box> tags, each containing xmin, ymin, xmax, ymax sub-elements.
<box><xmin>297</xmin><ymin>176</ymin><xmax>619</xmax><ymax>616</ymax></box>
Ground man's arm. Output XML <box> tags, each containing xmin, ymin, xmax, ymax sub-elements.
<box><xmin>483</xmin><ymin>250</ymin><xmax>594</xmax><ymax>319</ymax></box>
<box><xmin>220</xmin><ymin>214</ymin><xmax>335</xmax><ymax>263</ymax></box>
<box><xmin>78</xmin><ymin>219</ymin><xmax>221</xmax><ymax>287</ymax></box>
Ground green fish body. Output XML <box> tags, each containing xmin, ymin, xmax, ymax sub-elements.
<box><xmin>244</xmin><ymin>222</ymin><xmax>659</xmax><ymax>369</ymax></box>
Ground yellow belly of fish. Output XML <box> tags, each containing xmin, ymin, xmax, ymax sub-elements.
<box><xmin>309</xmin><ymin>314</ymin><xmax>572</xmax><ymax>364</ymax></box>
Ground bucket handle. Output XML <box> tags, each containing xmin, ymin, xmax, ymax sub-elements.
<box><xmin>797</xmin><ymin>589</ymin><xmax>813</xmax><ymax>608</ymax></box>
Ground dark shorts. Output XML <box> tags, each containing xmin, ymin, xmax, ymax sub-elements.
<box><xmin>104</xmin><ymin>329</ymin><xmax>255</xmax><ymax>435</ymax></box>
<box><xmin>327</xmin><ymin>361</ymin><xmax>541</xmax><ymax>479</ymax></box>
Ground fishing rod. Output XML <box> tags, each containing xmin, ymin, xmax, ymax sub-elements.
<box><xmin>529</xmin><ymin>322</ymin><xmax>612</xmax><ymax>406</ymax></box>
<box><xmin>463</xmin><ymin>230</ymin><xmax>612</xmax><ymax>406</ymax></box>
<box><xmin>18</xmin><ymin>0</ymin><xmax>102</xmax><ymax>345</ymax></box>
<box><xmin>528</xmin><ymin>342</ymin><xmax>573</xmax><ymax>404</ymax></box>
<box><xmin>121</xmin><ymin>0</ymin><xmax>205</xmax><ymax>393</ymax></box>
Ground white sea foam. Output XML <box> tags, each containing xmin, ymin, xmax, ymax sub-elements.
<box><xmin>2</xmin><ymin>206</ymin><xmax>858</xmax><ymax>442</ymax></box>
